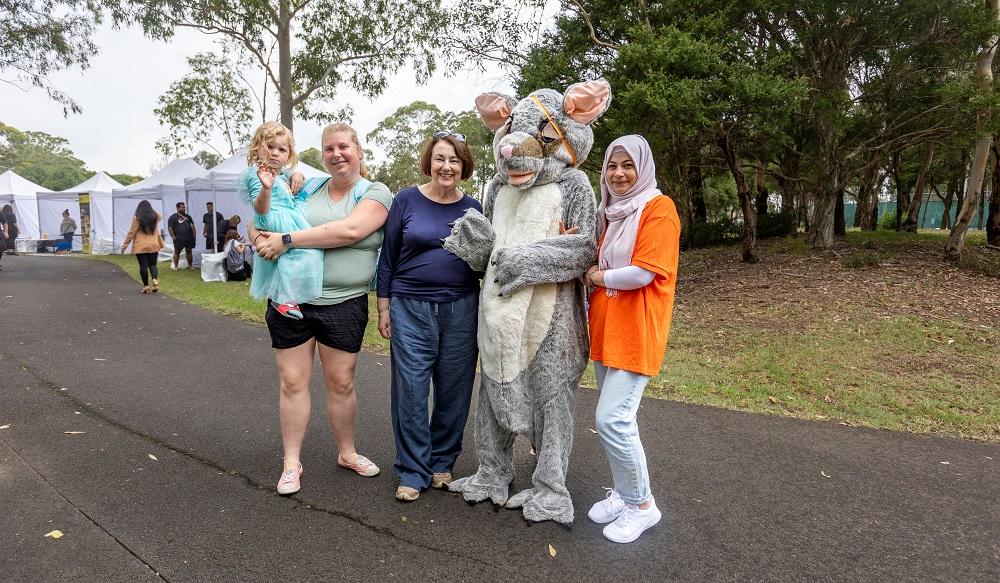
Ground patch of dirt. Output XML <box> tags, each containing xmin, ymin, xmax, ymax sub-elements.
<box><xmin>675</xmin><ymin>236</ymin><xmax>1000</xmax><ymax>334</ymax></box>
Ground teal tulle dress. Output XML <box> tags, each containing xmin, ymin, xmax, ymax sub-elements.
<box><xmin>237</xmin><ymin>167</ymin><xmax>323</xmax><ymax>306</ymax></box>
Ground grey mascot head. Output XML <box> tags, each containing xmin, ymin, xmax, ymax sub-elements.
<box><xmin>475</xmin><ymin>79</ymin><xmax>612</xmax><ymax>190</ymax></box>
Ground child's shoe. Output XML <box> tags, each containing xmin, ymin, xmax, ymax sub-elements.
<box><xmin>602</xmin><ymin>497</ymin><xmax>661</xmax><ymax>543</ymax></box>
<box><xmin>271</xmin><ymin>300</ymin><xmax>303</xmax><ymax>319</ymax></box>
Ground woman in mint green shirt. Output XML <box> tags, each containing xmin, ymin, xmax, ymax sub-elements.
<box><xmin>253</xmin><ymin>122</ymin><xmax>392</xmax><ymax>495</ymax></box>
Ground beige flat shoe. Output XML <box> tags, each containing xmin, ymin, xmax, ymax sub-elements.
<box><xmin>151</xmin><ymin>279</ymin><xmax>159</xmax><ymax>293</ymax></box>
<box><xmin>141</xmin><ymin>286</ymin><xmax>150</xmax><ymax>294</ymax></box>
<box><xmin>431</xmin><ymin>472</ymin><xmax>453</xmax><ymax>489</ymax></box>
<box><xmin>395</xmin><ymin>486</ymin><xmax>419</xmax><ymax>502</ymax></box>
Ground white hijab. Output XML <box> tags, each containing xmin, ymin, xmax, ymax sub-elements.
<box><xmin>596</xmin><ymin>135</ymin><xmax>661</xmax><ymax>271</ymax></box>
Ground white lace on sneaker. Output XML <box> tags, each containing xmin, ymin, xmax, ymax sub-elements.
<box><xmin>602</xmin><ymin>499</ymin><xmax>661</xmax><ymax>544</ymax></box>
<box><xmin>588</xmin><ymin>487</ymin><xmax>626</xmax><ymax>524</ymax></box>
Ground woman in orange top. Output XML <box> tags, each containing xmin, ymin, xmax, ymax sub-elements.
<box><xmin>121</xmin><ymin>199</ymin><xmax>166</xmax><ymax>294</ymax></box>
<box><xmin>583</xmin><ymin>135</ymin><xmax>681</xmax><ymax>544</ymax></box>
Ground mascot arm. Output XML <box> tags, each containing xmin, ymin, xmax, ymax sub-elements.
<box><xmin>442</xmin><ymin>177</ymin><xmax>501</xmax><ymax>272</ymax></box>
<box><xmin>493</xmin><ymin>172</ymin><xmax>597</xmax><ymax>296</ymax></box>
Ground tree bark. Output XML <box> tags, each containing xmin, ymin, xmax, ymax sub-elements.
<box><xmin>717</xmin><ymin>130</ymin><xmax>759</xmax><ymax>263</ymax></box>
<box><xmin>754</xmin><ymin>161</ymin><xmax>769</xmax><ymax>216</ymax></box>
<box><xmin>688</xmin><ymin>164</ymin><xmax>707</xmax><ymax>222</ymax></box>
<box><xmin>834</xmin><ymin>188</ymin><xmax>846</xmax><ymax>236</ymax></box>
<box><xmin>277</xmin><ymin>0</ymin><xmax>294</xmax><ymax>130</ymax></box>
<box><xmin>890</xmin><ymin>150</ymin><xmax>910</xmax><ymax>232</ymax></box>
<box><xmin>946</xmin><ymin>0</ymin><xmax>999</xmax><ymax>260</ymax></box>
<box><xmin>903</xmin><ymin>143</ymin><xmax>936</xmax><ymax>232</ymax></box>
<box><xmin>856</xmin><ymin>164</ymin><xmax>881</xmax><ymax>231</ymax></box>
<box><xmin>990</xmin><ymin>145</ymin><xmax>1000</xmax><ymax>244</ymax></box>
<box><xmin>809</xmin><ymin>109</ymin><xmax>839</xmax><ymax>248</ymax></box>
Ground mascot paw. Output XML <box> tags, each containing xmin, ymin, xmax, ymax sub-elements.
<box><xmin>442</xmin><ymin>209</ymin><xmax>495</xmax><ymax>272</ymax></box>
<box><xmin>504</xmin><ymin>487</ymin><xmax>535</xmax><ymax>509</ymax></box>
<box><xmin>492</xmin><ymin>247</ymin><xmax>532</xmax><ymax>297</ymax></box>
<box><xmin>520</xmin><ymin>491</ymin><xmax>575</xmax><ymax>525</ymax></box>
<box><xmin>448</xmin><ymin>474</ymin><xmax>509</xmax><ymax>506</ymax></box>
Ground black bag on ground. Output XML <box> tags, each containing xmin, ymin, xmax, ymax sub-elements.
<box><xmin>224</xmin><ymin>244</ymin><xmax>252</xmax><ymax>281</ymax></box>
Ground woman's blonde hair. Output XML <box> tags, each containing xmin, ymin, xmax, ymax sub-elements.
<box><xmin>247</xmin><ymin>121</ymin><xmax>298</xmax><ymax>169</ymax></box>
<box><xmin>321</xmin><ymin>122</ymin><xmax>369</xmax><ymax>178</ymax></box>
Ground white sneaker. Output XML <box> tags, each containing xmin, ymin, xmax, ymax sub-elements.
<box><xmin>602</xmin><ymin>498</ymin><xmax>661</xmax><ymax>543</ymax></box>
<box><xmin>588</xmin><ymin>488</ymin><xmax>626</xmax><ymax>523</ymax></box>
<box><xmin>170</xmin><ymin>265</ymin><xmax>178</xmax><ymax>271</ymax></box>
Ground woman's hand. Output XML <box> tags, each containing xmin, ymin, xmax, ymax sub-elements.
<box><xmin>559</xmin><ymin>221</ymin><xmax>579</xmax><ymax>235</ymax></box>
<box><xmin>585</xmin><ymin>265</ymin><xmax>600</xmax><ymax>287</ymax></box>
<box><xmin>255</xmin><ymin>231</ymin><xmax>288</xmax><ymax>260</ymax></box>
<box><xmin>257</xmin><ymin>162</ymin><xmax>276</xmax><ymax>190</ymax></box>
<box><xmin>289</xmin><ymin>172</ymin><xmax>305</xmax><ymax>194</ymax></box>
<box><xmin>120</xmin><ymin>244</ymin><xmax>127</xmax><ymax>254</ymax></box>
<box><xmin>377</xmin><ymin>298</ymin><xmax>391</xmax><ymax>339</ymax></box>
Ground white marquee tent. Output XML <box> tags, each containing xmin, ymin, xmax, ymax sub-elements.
<box><xmin>0</xmin><ymin>169</ymin><xmax>46</xmax><ymax>242</ymax></box>
<box><xmin>37</xmin><ymin>172</ymin><xmax>122</xmax><ymax>253</ymax></box>
<box><xmin>111</xmin><ymin>158</ymin><xmax>205</xmax><ymax>252</ymax></box>
<box><xmin>184</xmin><ymin>151</ymin><xmax>327</xmax><ymax>245</ymax></box>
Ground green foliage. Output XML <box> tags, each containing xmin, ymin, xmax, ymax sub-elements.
<box><xmin>878</xmin><ymin>210</ymin><xmax>899</xmax><ymax>231</ymax></box>
<box><xmin>1</xmin><ymin>0</ymin><xmax>110</xmax><ymax>114</ymax></box>
<box><xmin>366</xmin><ymin>102</ymin><xmax>495</xmax><ymax>197</ymax></box>
<box><xmin>109</xmin><ymin>173</ymin><xmax>143</xmax><ymax>186</ymax></box>
<box><xmin>192</xmin><ymin>150</ymin><xmax>221</xmax><ymax>170</ymax></box>
<box><xmin>298</xmin><ymin>148</ymin><xmax>322</xmax><ymax>171</ymax></box>
<box><xmin>0</xmin><ymin>121</ymin><xmax>92</xmax><ymax>190</ymax></box>
<box><xmin>689</xmin><ymin>217</ymin><xmax>741</xmax><ymax>248</ymax></box>
<box><xmin>122</xmin><ymin>0</ymin><xmax>448</xmax><ymax>129</ymax></box>
<box><xmin>154</xmin><ymin>52</ymin><xmax>253</xmax><ymax>158</ymax></box>
<box><xmin>757</xmin><ymin>211</ymin><xmax>797</xmax><ymax>239</ymax></box>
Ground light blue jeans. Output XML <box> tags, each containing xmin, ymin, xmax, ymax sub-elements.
<box><xmin>594</xmin><ymin>361</ymin><xmax>652</xmax><ymax>506</ymax></box>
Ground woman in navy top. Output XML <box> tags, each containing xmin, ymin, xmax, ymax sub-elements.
<box><xmin>376</xmin><ymin>131</ymin><xmax>482</xmax><ymax>502</ymax></box>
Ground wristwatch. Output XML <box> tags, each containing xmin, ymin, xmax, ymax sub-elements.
<box><xmin>281</xmin><ymin>233</ymin><xmax>293</xmax><ymax>247</ymax></box>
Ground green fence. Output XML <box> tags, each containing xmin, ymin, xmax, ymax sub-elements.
<box><xmin>845</xmin><ymin>200</ymin><xmax>989</xmax><ymax>230</ymax></box>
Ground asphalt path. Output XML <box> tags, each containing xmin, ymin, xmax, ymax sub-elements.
<box><xmin>1</xmin><ymin>254</ymin><xmax>997</xmax><ymax>582</ymax></box>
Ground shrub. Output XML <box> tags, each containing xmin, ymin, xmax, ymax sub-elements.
<box><xmin>878</xmin><ymin>210</ymin><xmax>899</xmax><ymax>231</ymax></box>
<box><xmin>758</xmin><ymin>211</ymin><xmax>797</xmax><ymax>239</ymax></box>
<box><xmin>690</xmin><ymin>217</ymin><xmax>741</xmax><ymax>247</ymax></box>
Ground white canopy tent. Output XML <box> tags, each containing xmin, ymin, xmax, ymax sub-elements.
<box><xmin>111</xmin><ymin>158</ymin><xmax>205</xmax><ymax>253</ymax></box>
<box><xmin>37</xmin><ymin>172</ymin><xmax>122</xmax><ymax>253</ymax></box>
<box><xmin>0</xmin><ymin>169</ymin><xmax>47</xmax><ymax>242</ymax></box>
<box><xmin>184</xmin><ymin>151</ymin><xmax>327</xmax><ymax>246</ymax></box>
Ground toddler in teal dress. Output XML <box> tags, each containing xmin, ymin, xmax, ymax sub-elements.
<box><xmin>238</xmin><ymin>122</ymin><xmax>323</xmax><ymax>319</ymax></box>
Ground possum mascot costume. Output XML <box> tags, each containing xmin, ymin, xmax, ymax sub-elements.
<box><xmin>444</xmin><ymin>79</ymin><xmax>612</xmax><ymax>524</ymax></box>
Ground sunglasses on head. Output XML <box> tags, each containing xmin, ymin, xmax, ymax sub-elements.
<box><xmin>433</xmin><ymin>130</ymin><xmax>466</xmax><ymax>142</ymax></box>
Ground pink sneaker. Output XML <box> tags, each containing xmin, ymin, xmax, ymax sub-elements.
<box><xmin>276</xmin><ymin>464</ymin><xmax>303</xmax><ymax>495</ymax></box>
<box><xmin>337</xmin><ymin>453</ymin><xmax>380</xmax><ymax>477</ymax></box>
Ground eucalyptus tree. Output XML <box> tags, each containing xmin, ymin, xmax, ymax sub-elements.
<box><xmin>120</xmin><ymin>0</ymin><xmax>446</xmax><ymax>131</ymax></box>
<box><xmin>1</xmin><ymin>0</ymin><xmax>114</xmax><ymax>114</ymax></box>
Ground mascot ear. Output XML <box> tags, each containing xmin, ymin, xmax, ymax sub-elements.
<box><xmin>563</xmin><ymin>79</ymin><xmax>611</xmax><ymax>124</ymax></box>
<box><xmin>475</xmin><ymin>93</ymin><xmax>515</xmax><ymax>130</ymax></box>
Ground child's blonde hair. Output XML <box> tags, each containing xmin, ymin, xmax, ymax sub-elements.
<box><xmin>322</xmin><ymin>122</ymin><xmax>369</xmax><ymax>178</ymax></box>
<box><xmin>247</xmin><ymin>121</ymin><xmax>298</xmax><ymax>169</ymax></box>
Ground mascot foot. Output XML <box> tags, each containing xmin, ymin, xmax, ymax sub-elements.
<box><xmin>448</xmin><ymin>474</ymin><xmax>509</xmax><ymax>507</ymax></box>
<box><xmin>506</xmin><ymin>487</ymin><xmax>575</xmax><ymax>524</ymax></box>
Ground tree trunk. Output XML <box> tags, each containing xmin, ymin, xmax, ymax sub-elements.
<box><xmin>689</xmin><ymin>164</ymin><xmax>707</xmax><ymax>222</ymax></box>
<box><xmin>946</xmin><ymin>0</ymin><xmax>999</xmax><ymax>261</ymax></box>
<box><xmin>834</xmin><ymin>188</ymin><xmax>846</xmax><ymax>236</ymax></box>
<box><xmin>754</xmin><ymin>161</ymin><xmax>769</xmax><ymax>216</ymax></box>
<box><xmin>903</xmin><ymin>143</ymin><xmax>936</xmax><ymax>232</ymax></box>
<box><xmin>277</xmin><ymin>0</ymin><xmax>294</xmax><ymax>130</ymax></box>
<box><xmin>941</xmin><ymin>177</ymin><xmax>955</xmax><ymax>230</ymax></box>
<box><xmin>717</xmin><ymin>131</ymin><xmax>759</xmax><ymax>263</ymax></box>
<box><xmin>891</xmin><ymin>150</ymin><xmax>910</xmax><ymax>232</ymax></box>
<box><xmin>990</xmin><ymin>145</ymin><xmax>1000</xmax><ymax>245</ymax></box>
<box><xmin>809</xmin><ymin>108</ymin><xmax>839</xmax><ymax>248</ymax></box>
<box><xmin>777</xmin><ymin>152</ymin><xmax>799</xmax><ymax>218</ymax></box>
<box><xmin>856</xmin><ymin>164</ymin><xmax>881</xmax><ymax>231</ymax></box>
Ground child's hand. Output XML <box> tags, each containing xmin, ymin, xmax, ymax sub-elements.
<box><xmin>257</xmin><ymin>162</ymin><xmax>276</xmax><ymax>189</ymax></box>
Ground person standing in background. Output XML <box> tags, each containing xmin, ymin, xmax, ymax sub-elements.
<box><xmin>59</xmin><ymin>209</ymin><xmax>77</xmax><ymax>254</ymax></box>
<box><xmin>203</xmin><ymin>202</ymin><xmax>224</xmax><ymax>251</ymax></box>
<box><xmin>168</xmin><ymin>201</ymin><xmax>196</xmax><ymax>270</ymax></box>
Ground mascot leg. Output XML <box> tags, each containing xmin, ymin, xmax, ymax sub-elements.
<box><xmin>505</xmin><ymin>385</ymin><xmax>577</xmax><ymax>524</ymax></box>
<box><xmin>448</xmin><ymin>382</ymin><xmax>514</xmax><ymax>506</ymax></box>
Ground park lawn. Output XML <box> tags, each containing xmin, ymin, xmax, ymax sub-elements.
<box><xmin>83</xmin><ymin>229</ymin><xmax>1000</xmax><ymax>442</ymax></box>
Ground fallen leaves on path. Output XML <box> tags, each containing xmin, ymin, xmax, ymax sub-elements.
<box><xmin>44</xmin><ymin>530</ymin><xmax>63</xmax><ymax>539</ymax></box>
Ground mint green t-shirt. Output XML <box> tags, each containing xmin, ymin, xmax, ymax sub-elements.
<box><xmin>303</xmin><ymin>181</ymin><xmax>393</xmax><ymax>305</ymax></box>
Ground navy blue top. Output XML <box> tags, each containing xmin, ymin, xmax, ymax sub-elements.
<box><xmin>376</xmin><ymin>186</ymin><xmax>483</xmax><ymax>302</ymax></box>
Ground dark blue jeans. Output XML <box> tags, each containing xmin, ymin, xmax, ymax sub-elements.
<box><xmin>390</xmin><ymin>294</ymin><xmax>478</xmax><ymax>490</ymax></box>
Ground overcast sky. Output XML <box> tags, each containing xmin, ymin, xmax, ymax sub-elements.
<box><xmin>0</xmin><ymin>23</ymin><xmax>516</xmax><ymax>177</ymax></box>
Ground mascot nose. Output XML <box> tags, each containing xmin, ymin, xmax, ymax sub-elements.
<box><xmin>500</xmin><ymin>145</ymin><xmax>514</xmax><ymax>159</ymax></box>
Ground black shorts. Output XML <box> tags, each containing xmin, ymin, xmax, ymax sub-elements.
<box><xmin>173</xmin><ymin>239</ymin><xmax>194</xmax><ymax>252</ymax></box>
<box><xmin>265</xmin><ymin>295</ymin><xmax>368</xmax><ymax>351</ymax></box>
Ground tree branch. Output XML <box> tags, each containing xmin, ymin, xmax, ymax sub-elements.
<box><xmin>567</xmin><ymin>0</ymin><xmax>620</xmax><ymax>51</ymax></box>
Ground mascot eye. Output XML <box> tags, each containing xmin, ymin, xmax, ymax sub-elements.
<box><xmin>539</xmin><ymin>121</ymin><xmax>561</xmax><ymax>144</ymax></box>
